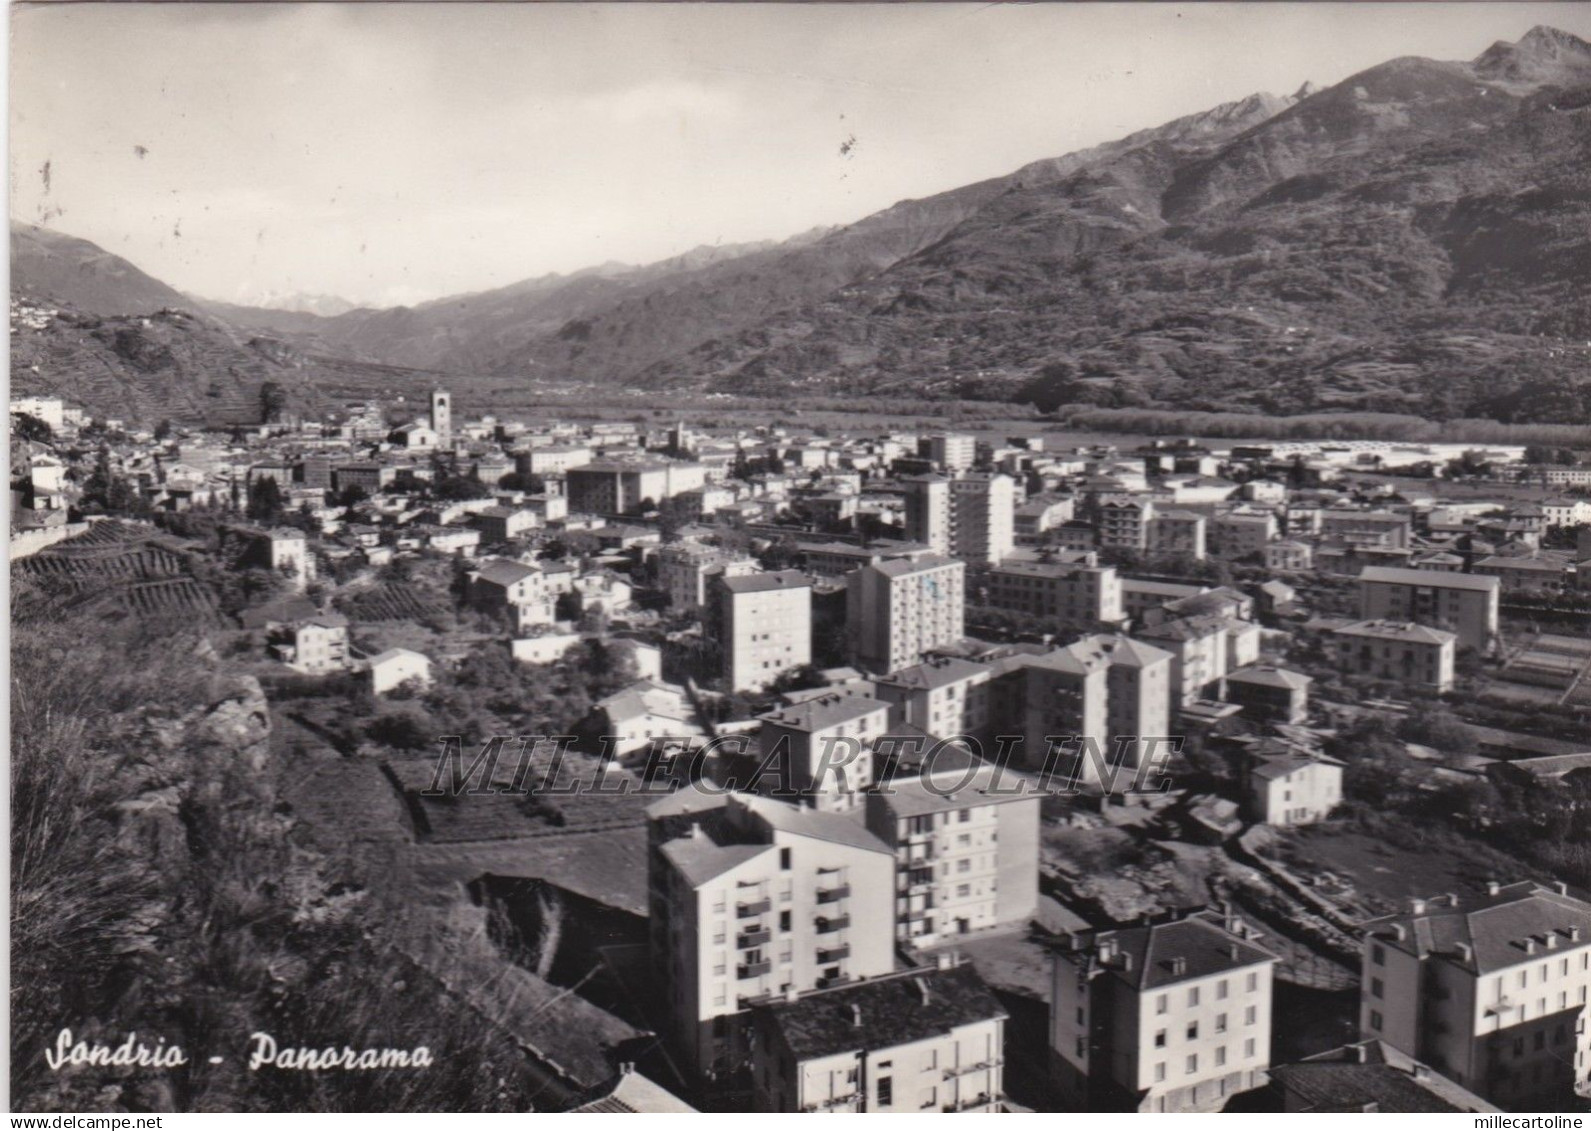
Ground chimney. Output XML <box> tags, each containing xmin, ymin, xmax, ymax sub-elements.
<box><xmin>619</xmin><ymin>1061</ymin><xmax>635</xmax><ymax>1076</ymax></box>
<box><xmin>917</xmin><ymin>979</ymin><xmax>932</xmax><ymax>1007</ymax></box>
<box><xmin>851</xmin><ymin>1004</ymin><xmax>863</xmax><ymax>1028</ymax></box>
<box><xmin>1390</xmin><ymin>924</ymin><xmax>1408</xmax><ymax>942</ymax></box>
<box><xmin>1554</xmin><ymin>881</ymin><xmax>1570</xmax><ymax>896</ymax></box>
<box><xmin>1546</xmin><ymin>933</ymin><xmax>1560</xmax><ymax>950</ymax></box>
<box><xmin>1571</xmin><ymin>927</ymin><xmax>1583</xmax><ymax>943</ymax></box>
<box><xmin>1487</xmin><ymin>880</ymin><xmax>1501</xmax><ymax>896</ymax></box>
<box><xmin>936</xmin><ymin>950</ymin><xmax>958</xmax><ymax>971</ymax></box>
<box><xmin>1412</xmin><ymin>1064</ymin><xmax>1430</xmax><ymax>1081</ymax></box>
<box><xmin>1229</xmin><ymin>943</ymin><xmax>1241</xmax><ymax>961</ymax></box>
<box><xmin>1454</xmin><ymin>942</ymin><xmax>1474</xmax><ymax>965</ymax></box>
<box><xmin>1355</xmin><ymin>1044</ymin><xmax>1370</xmax><ymax>1064</ymax></box>
<box><xmin>1121</xmin><ymin>953</ymin><xmax>1134</xmax><ymax>973</ymax></box>
<box><xmin>1409</xmin><ymin>898</ymin><xmax>1427</xmax><ymax>916</ymax></box>
<box><xmin>1524</xmin><ymin>938</ymin><xmax>1537</xmax><ymax>956</ymax></box>
<box><xmin>1170</xmin><ymin>956</ymin><xmax>1187</xmax><ymax>977</ymax></box>
<box><xmin>785</xmin><ymin>986</ymin><xmax>800</xmax><ymax>1004</ymax></box>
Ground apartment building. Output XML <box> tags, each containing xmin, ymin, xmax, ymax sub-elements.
<box><xmin>1098</xmin><ymin>495</ymin><xmax>1157</xmax><ymax>552</ymax></box>
<box><xmin>992</xmin><ymin>635</ymin><xmax>1172</xmax><ymax>782</ymax></box>
<box><xmin>1332</xmin><ymin>620</ymin><xmax>1457</xmax><ymax>693</ymax></box>
<box><xmin>1265</xmin><ymin>540</ymin><xmax>1314</xmax><ymax>573</ymax></box>
<box><xmin>1050</xmin><ymin>908</ymin><xmax>1278</xmax><ymax>1112</ymax></box>
<box><xmin>750</xmin><ymin>962</ymin><xmax>1006</xmax><ymax>1112</ymax></box>
<box><xmin>1147</xmin><ymin>510</ymin><xmax>1208</xmax><ymax>561</ymax></box>
<box><xmin>1321</xmin><ymin>509</ymin><xmax>1412</xmax><ymax>550</ymax></box>
<box><xmin>864</xmin><ymin>762</ymin><xmax>1040</xmax><ymax>945</ymax></box>
<box><xmin>513</xmin><ymin>444</ymin><xmax>593</xmax><ymax>478</ymax></box>
<box><xmin>468</xmin><ymin>557</ymin><xmax>556</xmax><ymax>631</ymax></box>
<box><xmin>1358</xmin><ymin>566</ymin><xmax>1500</xmax><ymax>652</ymax></box>
<box><xmin>984</xmin><ymin>557</ymin><xmax>1125</xmax><ymax>631</ymax></box>
<box><xmin>870</xmin><ymin>655</ymin><xmax>992</xmax><ymax>737</ymax></box>
<box><xmin>658</xmin><ymin>542</ymin><xmax>759</xmax><ymax>612</ymax></box>
<box><xmin>1224</xmin><ymin>665</ymin><xmax>1312</xmax><ymax>725</ymax></box>
<box><xmin>715</xmin><ymin>571</ymin><xmax>813</xmax><ymax>693</ymax></box>
<box><xmin>645</xmin><ymin>791</ymin><xmax>897</xmax><ymax>1083</ymax></box>
<box><xmin>903</xmin><ymin>474</ymin><xmax>1015</xmax><ymax>564</ymax></box>
<box><xmin>758</xmin><ymin>693</ymin><xmax>890</xmax><ymax>811</ymax></box>
<box><xmin>566</xmin><ymin>460</ymin><xmax>670</xmax><ymax>515</ymax></box>
<box><xmin>920</xmin><ymin>432</ymin><xmax>977</xmax><ymax>472</ymax></box>
<box><xmin>1209</xmin><ymin>511</ymin><xmax>1277</xmax><ymax>560</ymax></box>
<box><xmin>1014</xmin><ymin>494</ymin><xmax>1077</xmax><ymax>546</ymax></box>
<box><xmin>1359</xmin><ymin>881</ymin><xmax>1591</xmax><ymax>1110</ymax></box>
<box><xmin>1137</xmin><ymin>614</ymin><xmax>1248</xmax><ymax>710</ymax></box>
<box><xmin>846</xmin><ymin>554</ymin><xmax>965</xmax><ymax>674</ymax></box>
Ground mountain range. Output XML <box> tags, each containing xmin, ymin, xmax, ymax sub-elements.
<box><xmin>12</xmin><ymin>26</ymin><xmax>1591</xmax><ymax>426</ymax></box>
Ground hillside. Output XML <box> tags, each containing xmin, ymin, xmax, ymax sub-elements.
<box><xmin>646</xmin><ymin>27</ymin><xmax>1591</xmax><ymax>421</ymax></box>
<box><xmin>13</xmin><ymin>27</ymin><xmax>1591</xmax><ymax>425</ymax></box>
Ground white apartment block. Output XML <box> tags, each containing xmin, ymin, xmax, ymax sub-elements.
<box><xmin>1358</xmin><ymin>566</ymin><xmax>1500</xmax><ymax>652</ymax></box>
<box><xmin>922</xmin><ymin>432</ymin><xmax>977</xmax><ymax>472</ymax></box>
<box><xmin>715</xmin><ymin>570</ymin><xmax>813</xmax><ymax>692</ymax></box>
<box><xmin>871</xmin><ymin>656</ymin><xmax>992</xmax><ymax>738</ymax></box>
<box><xmin>1243</xmin><ymin>749</ymin><xmax>1344</xmax><ymax>827</ymax></box>
<box><xmin>751</xmin><ymin>962</ymin><xmax>1006</xmax><ymax>1112</ymax></box>
<box><xmin>659</xmin><ymin>542</ymin><xmax>759</xmax><ymax>613</ymax></box>
<box><xmin>864</xmin><ymin>763</ymin><xmax>1041</xmax><ymax>946</ymax></box>
<box><xmin>1098</xmin><ymin>495</ymin><xmax>1156</xmax><ymax>552</ymax></box>
<box><xmin>846</xmin><ymin>554</ymin><xmax>965</xmax><ymax>674</ymax></box>
<box><xmin>1051</xmin><ymin>909</ymin><xmax>1278</xmax><ymax>1112</ymax></box>
<box><xmin>758</xmin><ymin>693</ymin><xmax>890</xmax><ymax>812</ymax></box>
<box><xmin>1360</xmin><ymin>882</ymin><xmax>1591</xmax><ymax>1110</ymax></box>
<box><xmin>903</xmin><ymin>474</ymin><xmax>1014</xmax><ymax>564</ymax></box>
<box><xmin>646</xmin><ymin>791</ymin><xmax>897</xmax><ymax>1083</ymax></box>
<box><xmin>1332</xmin><ymin>619</ymin><xmax>1457</xmax><ymax>692</ymax></box>
<box><xmin>984</xmin><ymin>558</ymin><xmax>1125</xmax><ymax>631</ymax></box>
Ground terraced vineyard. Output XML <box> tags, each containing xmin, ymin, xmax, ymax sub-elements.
<box><xmin>14</xmin><ymin>520</ymin><xmax>224</xmax><ymax>624</ymax></box>
<box><xmin>336</xmin><ymin>581</ymin><xmax>451</xmax><ymax>624</ymax></box>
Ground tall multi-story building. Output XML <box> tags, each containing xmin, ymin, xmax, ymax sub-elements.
<box><xmin>750</xmin><ymin>962</ymin><xmax>1006</xmax><ymax>1112</ymax></box>
<box><xmin>864</xmin><ymin>761</ymin><xmax>1040</xmax><ymax>945</ymax></box>
<box><xmin>1097</xmin><ymin>495</ymin><xmax>1157</xmax><ymax>552</ymax></box>
<box><xmin>920</xmin><ymin>432</ymin><xmax>977</xmax><ymax>472</ymax></box>
<box><xmin>1136</xmin><ymin>614</ymin><xmax>1236</xmax><ymax>710</ymax></box>
<box><xmin>983</xmin><ymin>558</ymin><xmax>1124</xmax><ymax>631</ymax></box>
<box><xmin>1359</xmin><ymin>881</ymin><xmax>1591</xmax><ymax>1110</ymax></box>
<box><xmin>714</xmin><ymin>571</ymin><xmax>812</xmax><ymax>692</ymax></box>
<box><xmin>991</xmin><ymin>635</ymin><xmax>1172</xmax><ymax>781</ymax></box>
<box><xmin>659</xmin><ymin>542</ymin><xmax>760</xmax><ymax>613</ymax></box>
<box><xmin>1050</xmin><ymin>908</ymin><xmax>1279</xmax><ymax>1112</ymax></box>
<box><xmin>1209</xmin><ymin>511</ymin><xmax>1277</xmax><ymax>560</ymax></box>
<box><xmin>846</xmin><ymin>554</ymin><xmax>965</xmax><ymax>674</ymax></box>
<box><xmin>758</xmin><ymin>693</ymin><xmax>890</xmax><ymax>812</ymax></box>
<box><xmin>1357</xmin><ymin>567</ymin><xmax>1500</xmax><ymax>652</ymax></box>
<box><xmin>903</xmin><ymin>474</ymin><xmax>1014</xmax><ymax>564</ymax></box>
<box><xmin>645</xmin><ymin>791</ymin><xmax>896</xmax><ymax>1083</ymax></box>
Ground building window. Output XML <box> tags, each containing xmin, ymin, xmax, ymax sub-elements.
<box><xmin>877</xmin><ymin>1077</ymin><xmax>893</xmax><ymax>1106</ymax></box>
<box><xmin>1215</xmin><ymin>1014</ymin><xmax>1227</xmax><ymax>1034</ymax></box>
<box><xmin>780</xmin><ymin>847</ymin><xmax>791</xmax><ymax>870</ymax></box>
<box><xmin>1246</xmin><ymin>972</ymin><xmax>1258</xmax><ymax>992</ymax></box>
<box><xmin>1156</xmin><ymin>994</ymin><xmax>1168</xmax><ymax>1015</ymax></box>
<box><xmin>1244</xmin><ymin>1039</ymin><xmax>1256</xmax><ymax>1058</ymax></box>
<box><xmin>1370</xmin><ymin>1011</ymin><xmax>1383</xmax><ymax>1031</ymax></box>
<box><xmin>1154</xmin><ymin>1030</ymin><xmax>1167</xmax><ymax>1049</ymax></box>
<box><xmin>1371</xmin><ymin>977</ymin><xmax>1384</xmax><ymax>999</ymax></box>
<box><xmin>1186</xmin><ymin>1054</ymin><xmax>1198</xmax><ymax>1075</ymax></box>
<box><xmin>1217</xmin><ymin>979</ymin><xmax>1229</xmax><ymax>1001</ymax></box>
<box><xmin>1215</xmin><ymin>1046</ymin><xmax>1227</xmax><ymax>1067</ymax></box>
<box><xmin>1187</xmin><ymin>1022</ymin><xmax>1199</xmax><ymax>1041</ymax></box>
<box><xmin>1154</xmin><ymin>1063</ymin><xmax>1166</xmax><ymax>1083</ymax></box>
<box><xmin>1188</xmin><ymin>987</ymin><xmax>1201</xmax><ymax>1008</ymax></box>
<box><xmin>1245</xmin><ymin>1006</ymin><xmax>1257</xmax><ymax>1026</ymax></box>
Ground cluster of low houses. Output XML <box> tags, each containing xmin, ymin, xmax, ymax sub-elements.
<box><xmin>14</xmin><ymin>389</ymin><xmax>1591</xmax><ymax>1113</ymax></box>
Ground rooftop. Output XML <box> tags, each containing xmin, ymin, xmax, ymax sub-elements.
<box><xmin>1334</xmin><ymin>620</ymin><xmax>1457</xmax><ymax>645</ymax></box>
<box><xmin>1271</xmin><ymin>1041</ymin><xmax>1498</xmax><ymax>1114</ymax></box>
<box><xmin>1364</xmin><ymin>882</ymin><xmax>1591</xmax><ymax>975</ymax></box>
<box><xmin>757</xmin><ymin>964</ymin><xmax>1005</xmax><ymax>1062</ymax></box>
<box><xmin>1358</xmin><ymin>566</ymin><xmax>1501</xmax><ymax>593</ymax></box>
<box><xmin>1067</xmin><ymin>909</ymin><xmax>1277</xmax><ymax>991</ymax></box>
<box><xmin>761</xmin><ymin>693</ymin><xmax>890</xmax><ymax>733</ymax></box>
<box><xmin>720</xmin><ymin>569</ymin><xmax>811</xmax><ymax>595</ymax></box>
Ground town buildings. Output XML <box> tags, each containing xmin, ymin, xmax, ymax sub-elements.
<box><xmin>715</xmin><ymin>571</ymin><xmax>813</xmax><ymax>693</ymax></box>
<box><xmin>1358</xmin><ymin>567</ymin><xmax>1501</xmax><ymax>652</ymax></box>
<box><xmin>1050</xmin><ymin>908</ymin><xmax>1278</xmax><ymax>1112</ymax></box>
<box><xmin>1359</xmin><ymin>882</ymin><xmax>1591</xmax><ymax>1110</ymax></box>
<box><xmin>846</xmin><ymin>554</ymin><xmax>965</xmax><ymax>674</ymax></box>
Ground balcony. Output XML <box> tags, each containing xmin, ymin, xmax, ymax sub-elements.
<box><xmin>737</xmin><ymin>898</ymin><xmax>772</xmax><ymax>918</ymax></box>
<box><xmin>944</xmin><ymin>1059</ymin><xmax>1002</xmax><ymax>1079</ymax></box>
<box><xmin>817</xmin><ymin>883</ymin><xmax>851</xmax><ymax>904</ymax></box>
<box><xmin>815</xmin><ymin>915</ymin><xmax>850</xmax><ymax>934</ymax></box>
<box><xmin>737</xmin><ymin>928</ymin><xmax>771</xmax><ymax>949</ymax></box>
<box><xmin>946</xmin><ymin>1093</ymin><xmax>993</xmax><ymax>1112</ymax></box>
<box><xmin>803</xmin><ymin>1092</ymin><xmax>859</xmax><ymax>1113</ymax></box>
<box><xmin>738</xmin><ymin>960</ymin><xmax>772</xmax><ymax>979</ymax></box>
<box><xmin>817</xmin><ymin>944</ymin><xmax>851</xmax><ymax>963</ymax></box>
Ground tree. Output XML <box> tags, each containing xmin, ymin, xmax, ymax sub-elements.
<box><xmin>11</xmin><ymin>413</ymin><xmax>52</xmax><ymax>443</ymax></box>
<box><xmin>259</xmin><ymin>380</ymin><xmax>288</xmax><ymax>424</ymax></box>
<box><xmin>246</xmin><ymin>476</ymin><xmax>285</xmax><ymax>524</ymax></box>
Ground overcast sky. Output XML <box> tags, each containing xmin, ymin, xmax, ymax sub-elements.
<box><xmin>12</xmin><ymin>2</ymin><xmax>1591</xmax><ymax>308</ymax></box>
